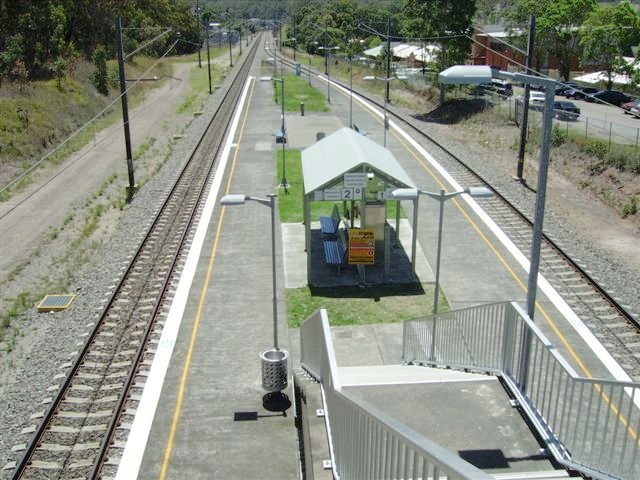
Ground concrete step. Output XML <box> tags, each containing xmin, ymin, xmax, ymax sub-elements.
<box><xmin>492</xmin><ymin>469</ymin><xmax>570</xmax><ymax>479</ymax></box>
<box><xmin>338</xmin><ymin>363</ymin><xmax>494</xmax><ymax>386</ymax></box>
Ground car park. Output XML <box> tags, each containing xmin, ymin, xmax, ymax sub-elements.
<box><xmin>585</xmin><ymin>90</ymin><xmax>631</xmax><ymax>107</ymax></box>
<box><xmin>565</xmin><ymin>86</ymin><xmax>598</xmax><ymax>100</ymax></box>
<box><xmin>622</xmin><ymin>99</ymin><xmax>640</xmax><ymax>113</ymax></box>
<box><xmin>553</xmin><ymin>101</ymin><xmax>580</xmax><ymax>120</ymax></box>
<box><xmin>555</xmin><ymin>82</ymin><xmax>580</xmax><ymax>96</ymax></box>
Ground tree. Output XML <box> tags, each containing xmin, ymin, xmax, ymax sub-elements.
<box><xmin>580</xmin><ymin>1</ymin><xmax>640</xmax><ymax>90</ymax></box>
<box><xmin>91</xmin><ymin>46</ymin><xmax>109</xmax><ymax>96</ymax></box>
<box><xmin>504</xmin><ymin>0</ymin><xmax>597</xmax><ymax>81</ymax></box>
<box><xmin>52</xmin><ymin>58</ymin><xmax>67</xmax><ymax>89</ymax></box>
<box><xmin>401</xmin><ymin>0</ymin><xmax>476</xmax><ymax>72</ymax></box>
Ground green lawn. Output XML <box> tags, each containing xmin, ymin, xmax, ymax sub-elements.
<box><xmin>272</xmin><ymin>74</ymin><xmax>328</xmax><ymax>112</ymax></box>
<box><xmin>275</xmin><ymin>149</ymin><xmax>441</xmax><ymax>328</ymax></box>
<box><xmin>286</xmin><ymin>283</ymin><xmax>443</xmax><ymax>328</ymax></box>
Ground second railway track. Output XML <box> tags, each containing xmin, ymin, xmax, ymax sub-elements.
<box><xmin>9</xmin><ymin>34</ymin><xmax>263</xmax><ymax>480</ymax></box>
<box><xmin>270</xmin><ymin>46</ymin><xmax>640</xmax><ymax>380</ymax></box>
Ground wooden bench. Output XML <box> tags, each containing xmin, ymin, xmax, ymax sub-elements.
<box><xmin>323</xmin><ymin>228</ymin><xmax>347</xmax><ymax>273</ymax></box>
<box><xmin>319</xmin><ymin>204</ymin><xmax>340</xmax><ymax>236</ymax></box>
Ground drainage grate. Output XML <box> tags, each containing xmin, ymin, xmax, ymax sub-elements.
<box><xmin>36</xmin><ymin>294</ymin><xmax>76</xmax><ymax>312</ymax></box>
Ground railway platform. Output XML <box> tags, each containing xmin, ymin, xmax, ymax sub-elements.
<box><xmin>117</xmin><ymin>39</ymin><xmax>637</xmax><ymax>479</ymax></box>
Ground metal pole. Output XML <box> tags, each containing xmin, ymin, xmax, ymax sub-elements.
<box><xmin>196</xmin><ymin>0</ymin><xmax>201</xmax><ymax>68</ymax></box>
<box><xmin>239</xmin><ymin>25</ymin><xmax>242</xmax><ymax>55</ymax></box>
<box><xmin>327</xmin><ymin>49</ymin><xmax>331</xmax><ymax>104</ymax></box>
<box><xmin>115</xmin><ymin>17</ymin><xmax>135</xmax><ymax>200</ymax></box>
<box><xmin>516</xmin><ymin>15</ymin><xmax>536</xmax><ymax>181</ymax></box>
<box><xmin>205</xmin><ymin>20</ymin><xmax>212</xmax><ymax>94</ymax></box>
<box><xmin>228</xmin><ymin>25</ymin><xmax>233</xmax><ymax>67</ymax></box>
<box><xmin>269</xmin><ymin>194</ymin><xmax>279</xmax><ymax>350</ymax></box>
<box><xmin>433</xmin><ymin>190</ymin><xmax>446</xmax><ymax>314</ymax></box>
<box><xmin>324</xmin><ymin>22</ymin><xmax>328</xmax><ymax>74</ymax></box>
<box><xmin>308</xmin><ymin>52</ymin><xmax>311</xmax><ymax>86</ymax></box>
<box><xmin>349</xmin><ymin>55</ymin><xmax>353</xmax><ymax>127</ymax></box>
<box><xmin>526</xmin><ymin>86</ymin><xmax>554</xmax><ymax>320</ymax></box>
<box><xmin>386</xmin><ymin>17</ymin><xmax>391</xmax><ymax>103</ymax></box>
<box><xmin>383</xmin><ymin>78</ymin><xmax>388</xmax><ymax>146</ymax></box>
<box><xmin>410</xmin><ymin>198</ymin><xmax>418</xmax><ymax>277</ymax></box>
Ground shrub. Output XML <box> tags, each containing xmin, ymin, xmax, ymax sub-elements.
<box><xmin>551</xmin><ymin>124</ymin><xmax>567</xmax><ymax>146</ymax></box>
<box><xmin>585</xmin><ymin>139</ymin><xmax>608</xmax><ymax>160</ymax></box>
<box><xmin>622</xmin><ymin>196</ymin><xmax>638</xmax><ymax>218</ymax></box>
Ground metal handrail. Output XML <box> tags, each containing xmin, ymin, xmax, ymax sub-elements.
<box><xmin>403</xmin><ymin>301</ymin><xmax>640</xmax><ymax>480</ymax></box>
<box><xmin>300</xmin><ymin>309</ymin><xmax>492</xmax><ymax>479</ymax></box>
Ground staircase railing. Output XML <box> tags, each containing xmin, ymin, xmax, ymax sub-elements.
<box><xmin>403</xmin><ymin>301</ymin><xmax>640</xmax><ymax>480</ymax></box>
<box><xmin>300</xmin><ymin>308</ymin><xmax>492</xmax><ymax>480</ymax></box>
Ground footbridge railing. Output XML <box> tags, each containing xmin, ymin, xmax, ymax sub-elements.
<box><xmin>403</xmin><ymin>301</ymin><xmax>640</xmax><ymax>480</ymax></box>
<box><xmin>299</xmin><ymin>308</ymin><xmax>492</xmax><ymax>480</ymax></box>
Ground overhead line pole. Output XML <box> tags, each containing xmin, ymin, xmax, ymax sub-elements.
<box><xmin>516</xmin><ymin>15</ymin><xmax>536</xmax><ymax>182</ymax></box>
<box><xmin>115</xmin><ymin>17</ymin><xmax>136</xmax><ymax>201</ymax></box>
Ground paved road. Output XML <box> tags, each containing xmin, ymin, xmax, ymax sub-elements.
<box><xmin>0</xmin><ymin>62</ymin><xmax>196</xmax><ymax>284</ymax></box>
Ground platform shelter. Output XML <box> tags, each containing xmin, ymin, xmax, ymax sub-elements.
<box><xmin>301</xmin><ymin>127</ymin><xmax>416</xmax><ymax>285</ymax></box>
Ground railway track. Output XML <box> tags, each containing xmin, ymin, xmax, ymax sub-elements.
<box><xmin>9</xmin><ymin>34</ymin><xmax>262</xmax><ymax>480</ymax></box>
<box><xmin>270</xmin><ymin>46</ymin><xmax>640</xmax><ymax>380</ymax></box>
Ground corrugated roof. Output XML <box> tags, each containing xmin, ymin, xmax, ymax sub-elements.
<box><xmin>302</xmin><ymin>127</ymin><xmax>415</xmax><ymax>194</ymax></box>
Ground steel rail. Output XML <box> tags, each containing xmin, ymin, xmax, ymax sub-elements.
<box><xmin>11</xmin><ymin>34</ymin><xmax>262</xmax><ymax>480</ymax></box>
<box><xmin>89</xmin><ymin>35</ymin><xmax>262</xmax><ymax>479</ymax></box>
<box><xmin>271</xmin><ymin>48</ymin><xmax>638</xmax><ymax>333</ymax></box>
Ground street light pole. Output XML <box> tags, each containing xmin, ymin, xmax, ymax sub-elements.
<box><xmin>391</xmin><ymin>187</ymin><xmax>493</xmax><ymax>314</ymax></box>
<box><xmin>363</xmin><ymin>75</ymin><xmax>406</xmax><ymax>146</ymax></box>
<box><xmin>220</xmin><ymin>194</ymin><xmax>288</xmax><ymax>393</ymax></box>
<box><xmin>273</xmin><ymin>77</ymin><xmax>288</xmax><ymax>192</ymax></box>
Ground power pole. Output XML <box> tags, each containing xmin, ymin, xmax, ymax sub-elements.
<box><xmin>386</xmin><ymin>17</ymin><xmax>391</xmax><ymax>103</ymax></box>
<box><xmin>115</xmin><ymin>17</ymin><xmax>136</xmax><ymax>200</ymax></box>
<box><xmin>516</xmin><ymin>15</ymin><xmax>536</xmax><ymax>182</ymax></box>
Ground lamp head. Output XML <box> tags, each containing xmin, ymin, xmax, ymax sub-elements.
<box><xmin>391</xmin><ymin>188</ymin><xmax>419</xmax><ymax>201</ymax></box>
<box><xmin>465</xmin><ymin>186</ymin><xmax>493</xmax><ymax>198</ymax></box>
<box><xmin>220</xmin><ymin>194</ymin><xmax>248</xmax><ymax>205</ymax></box>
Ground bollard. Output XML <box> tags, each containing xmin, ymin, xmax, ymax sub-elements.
<box><xmin>300</xmin><ymin>102</ymin><xmax>305</xmax><ymax>116</ymax></box>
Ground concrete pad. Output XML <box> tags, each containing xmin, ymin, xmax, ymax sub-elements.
<box><xmin>285</xmin><ymin>115</ymin><xmax>344</xmax><ymax>149</ymax></box>
<box><xmin>344</xmin><ymin>375</ymin><xmax>558</xmax><ymax>475</ymax></box>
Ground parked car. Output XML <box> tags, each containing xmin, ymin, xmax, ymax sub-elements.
<box><xmin>622</xmin><ymin>99</ymin><xmax>640</xmax><ymax>113</ymax></box>
<box><xmin>629</xmin><ymin>104</ymin><xmax>640</xmax><ymax>119</ymax></box>
<box><xmin>527</xmin><ymin>91</ymin><xmax>546</xmax><ymax>110</ymax></box>
<box><xmin>585</xmin><ymin>90</ymin><xmax>631</xmax><ymax>106</ymax></box>
<box><xmin>565</xmin><ymin>86</ymin><xmax>599</xmax><ymax>100</ymax></box>
<box><xmin>553</xmin><ymin>101</ymin><xmax>580</xmax><ymax>121</ymax></box>
<box><xmin>555</xmin><ymin>82</ymin><xmax>580</xmax><ymax>96</ymax></box>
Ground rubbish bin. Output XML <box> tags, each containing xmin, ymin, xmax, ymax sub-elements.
<box><xmin>261</xmin><ymin>348</ymin><xmax>288</xmax><ymax>392</ymax></box>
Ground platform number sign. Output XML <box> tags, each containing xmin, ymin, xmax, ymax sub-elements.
<box><xmin>348</xmin><ymin>229</ymin><xmax>375</xmax><ymax>265</ymax></box>
<box><xmin>342</xmin><ymin>187</ymin><xmax>363</xmax><ymax>200</ymax></box>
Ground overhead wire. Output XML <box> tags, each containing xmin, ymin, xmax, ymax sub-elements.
<box><xmin>0</xmin><ymin>37</ymin><xmax>180</xmax><ymax>206</ymax></box>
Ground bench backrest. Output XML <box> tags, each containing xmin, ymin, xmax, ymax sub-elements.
<box><xmin>331</xmin><ymin>204</ymin><xmax>340</xmax><ymax>223</ymax></box>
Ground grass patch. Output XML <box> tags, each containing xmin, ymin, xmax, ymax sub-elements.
<box><xmin>286</xmin><ymin>283</ymin><xmax>446</xmax><ymax>328</ymax></box>
<box><xmin>276</xmin><ymin>149</ymin><xmax>401</xmax><ymax>223</ymax></box>
<box><xmin>272</xmin><ymin>74</ymin><xmax>328</xmax><ymax>112</ymax></box>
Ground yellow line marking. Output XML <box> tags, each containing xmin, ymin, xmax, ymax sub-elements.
<box><xmin>159</xmin><ymin>77</ymin><xmax>257</xmax><ymax>479</ymax></box>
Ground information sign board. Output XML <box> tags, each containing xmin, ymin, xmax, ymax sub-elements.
<box><xmin>323</xmin><ymin>189</ymin><xmax>342</xmax><ymax>201</ymax></box>
<box><xmin>348</xmin><ymin>229</ymin><xmax>375</xmax><ymax>265</ymax></box>
<box><xmin>344</xmin><ymin>173</ymin><xmax>368</xmax><ymax>188</ymax></box>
